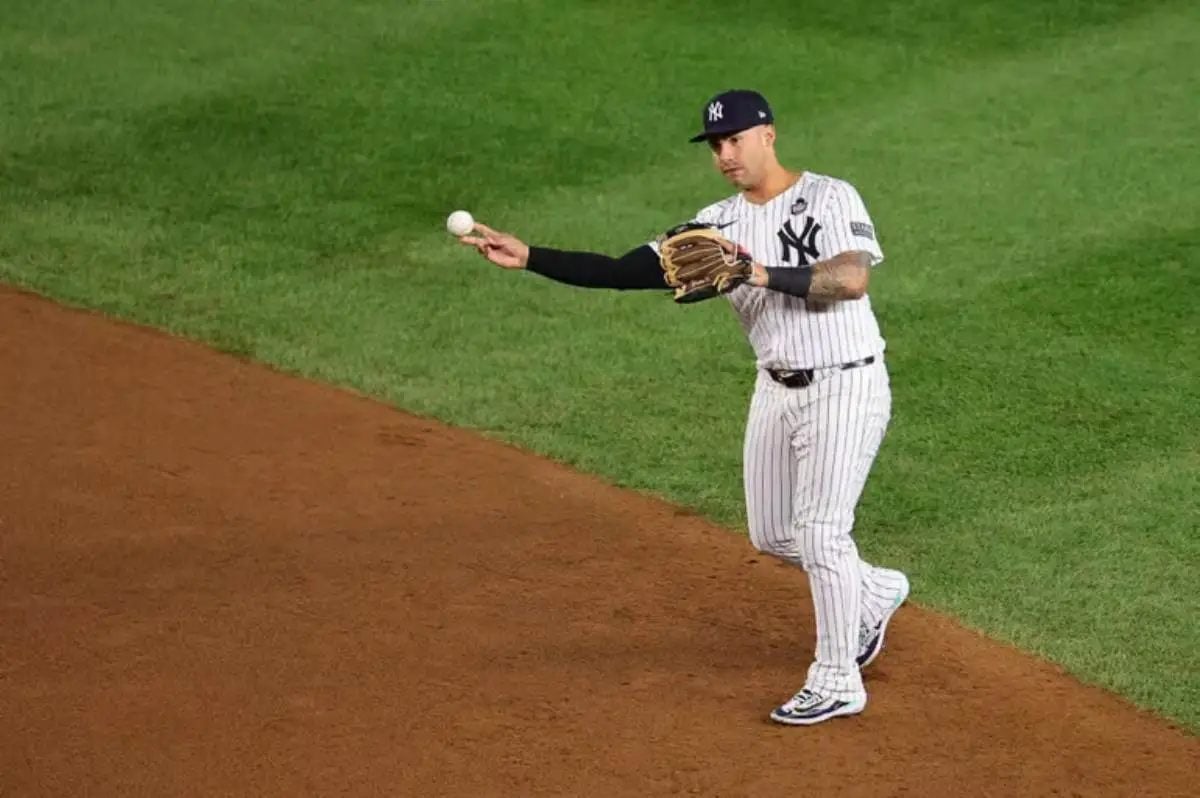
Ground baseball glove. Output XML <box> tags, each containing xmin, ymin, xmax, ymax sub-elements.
<box><xmin>657</xmin><ymin>222</ymin><xmax>754</xmax><ymax>303</ymax></box>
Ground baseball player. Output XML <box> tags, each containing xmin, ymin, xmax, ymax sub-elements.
<box><xmin>459</xmin><ymin>89</ymin><xmax>910</xmax><ymax>726</ymax></box>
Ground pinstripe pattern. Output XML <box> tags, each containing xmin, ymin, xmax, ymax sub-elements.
<box><xmin>744</xmin><ymin>361</ymin><xmax>903</xmax><ymax>700</ymax></box>
<box><xmin>652</xmin><ymin>170</ymin><xmax>907</xmax><ymax>703</ymax></box>
<box><xmin>718</xmin><ymin>172</ymin><xmax>885</xmax><ymax>370</ymax></box>
<box><xmin>646</xmin><ymin>174</ymin><xmax>884</xmax><ymax>370</ymax></box>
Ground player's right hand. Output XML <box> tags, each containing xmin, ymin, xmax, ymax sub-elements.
<box><xmin>458</xmin><ymin>222</ymin><xmax>530</xmax><ymax>270</ymax></box>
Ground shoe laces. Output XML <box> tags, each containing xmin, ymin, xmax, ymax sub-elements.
<box><xmin>788</xmin><ymin>688</ymin><xmax>820</xmax><ymax>709</ymax></box>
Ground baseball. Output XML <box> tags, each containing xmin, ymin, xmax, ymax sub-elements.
<box><xmin>446</xmin><ymin>210</ymin><xmax>475</xmax><ymax>237</ymax></box>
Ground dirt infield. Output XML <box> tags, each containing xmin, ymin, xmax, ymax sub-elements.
<box><xmin>0</xmin><ymin>285</ymin><xmax>1194</xmax><ymax>797</ymax></box>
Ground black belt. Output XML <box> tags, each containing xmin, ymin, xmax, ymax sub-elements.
<box><xmin>767</xmin><ymin>356</ymin><xmax>875</xmax><ymax>388</ymax></box>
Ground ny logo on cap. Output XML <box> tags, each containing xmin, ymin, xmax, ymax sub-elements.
<box><xmin>707</xmin><ymin>101</ymin><xmax>724</xmax><ymax>122</ymax></box>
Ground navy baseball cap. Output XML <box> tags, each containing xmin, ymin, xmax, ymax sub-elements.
<box><xmin>688</xmin><ymin>89</ymin><xmax>774</xmax><ymax>143</ymax></box>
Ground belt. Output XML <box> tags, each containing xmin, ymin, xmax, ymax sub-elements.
<box><xmin>766</xmin><ymin>356</ymin><xmax>876</xmax><ymax>389</ymax></box>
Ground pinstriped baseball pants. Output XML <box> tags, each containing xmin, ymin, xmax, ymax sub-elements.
<box><xmin>744</xmin><ymin>356</ymin><xmax>906</xmax><ymax>701</ymax></box>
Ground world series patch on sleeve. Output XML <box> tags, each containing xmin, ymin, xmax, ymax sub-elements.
<box><xmin>850</xmin><ymin>221</ymin><xmax>874</xmax><ymax>240</ymax></box>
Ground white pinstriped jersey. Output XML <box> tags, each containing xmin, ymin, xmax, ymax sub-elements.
<box><xmin>658</xmin><ymin>172</ymin><xmax>886</xmax><ymax>370</ymax></box>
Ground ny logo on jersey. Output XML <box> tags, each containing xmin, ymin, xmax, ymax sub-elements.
<box><xmin>777</xmin><ymin>216</ymin><xmax>821</xmax><ymax>265</ymax></box>
<box><xmin>708</xmin><ymin>101</ymin><xmax>724</xmax><ymax>122</ymax></box>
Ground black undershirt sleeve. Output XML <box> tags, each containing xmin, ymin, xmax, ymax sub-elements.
<box><xmin>763</xmin><ymin>266</ymin><xmax>813</xmax><ymax>298</ymax></box>
<box><xmin>526</xmin><ymin>245</ymin><xmax>814</xmax><ymax>298</ymax></box>
<box><xmin>525</xmin><ymin>244</ymin><xmax>667</xmax><ymax>290</ymax></box>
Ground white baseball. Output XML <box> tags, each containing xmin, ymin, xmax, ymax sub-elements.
<box><xmin>446</xmin><ymin>210</ymin><xmax>475</xmax><ymax>236</ymax></box>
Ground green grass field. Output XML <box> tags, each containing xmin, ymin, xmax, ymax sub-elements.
<box><xmin>3</xmin><ymin>0</ymin><xmax>1197</xmax><ymax>730</ymax></box>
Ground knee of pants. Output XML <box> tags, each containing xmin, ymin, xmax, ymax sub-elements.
<box><xmin>749</xmin><ymin>529</ymin><xmax>807</xmax><ymax>564</ymax></box>
<box><xmin>788</xmin><ymin>513</ymin><xmax>858</xmax><ymax>571</ymax></box>
<box><xmin>748</xmin><ymin>512</ymin><xmax>856</xmax><ymax>567</ymax></box>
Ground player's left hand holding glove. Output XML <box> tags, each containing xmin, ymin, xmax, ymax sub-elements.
<box><xmin>656</xmin><ymin>223</ymin><xmax>755</xmax><ymax>303</ymax></box>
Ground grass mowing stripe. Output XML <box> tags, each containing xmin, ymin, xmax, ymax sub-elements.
<box><xmin>1</xmin><ymin>1</ymin><xmax>1197</xmax><ymax>729</ymax></box>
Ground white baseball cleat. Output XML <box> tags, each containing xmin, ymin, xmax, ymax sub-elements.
<box><xmin>769</xmin><ymin>688</ymin><xmax>866</xmax><ymax>726</ymax></box>
<box><xmin>857</xmin><ymin>572</ymin><xmax>911</xmax><ymax>669</ymax></box>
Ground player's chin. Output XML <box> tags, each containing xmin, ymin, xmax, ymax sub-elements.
<box><xmin>722</xmin><ymin>168</ymin><xmax>749</xmax><ymax>187</ymax></box>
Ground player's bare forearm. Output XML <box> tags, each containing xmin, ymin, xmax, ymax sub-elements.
<box><xmin>808</xmin><ymin>251</ymin><xmax>870</xmax><ymax>301</ymax></box>
<box><xmin>750</xmin><ymin>251</ymin><xmax>870</xmax><ymax>301</ymax></box>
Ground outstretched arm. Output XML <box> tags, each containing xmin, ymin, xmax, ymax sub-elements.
<box><xmin>459</xmin><ymin>223</ymin><xmax>666</xmax><ymax>290</ymax></box>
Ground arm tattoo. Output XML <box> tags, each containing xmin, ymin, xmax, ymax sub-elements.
<box><xmin>806</xmin><ymin>252</ymin><xmax>870</xmax><ymax>301</ymax></box>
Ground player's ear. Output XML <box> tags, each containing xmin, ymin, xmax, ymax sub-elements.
<box><xmin>762</xmin><ymin>125</ymin><xmax>776</xmax><ymax>148</ymax></box>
